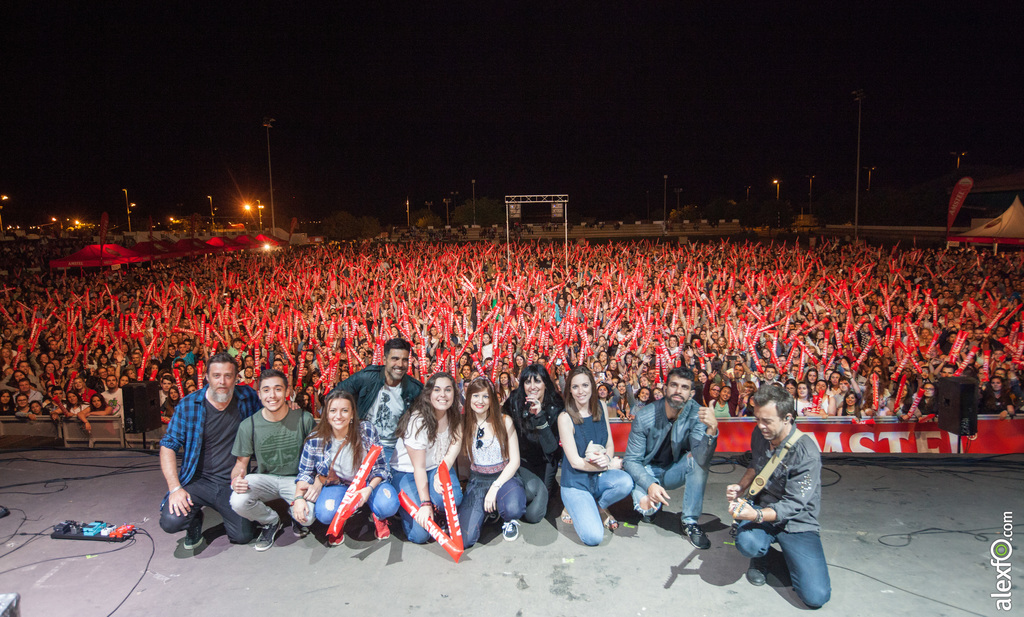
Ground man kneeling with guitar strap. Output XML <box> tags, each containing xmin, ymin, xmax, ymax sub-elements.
<box><xmin>725</xmin><ymin>384</ymin><xmax>831</xmax><ymax>609</ymax></box>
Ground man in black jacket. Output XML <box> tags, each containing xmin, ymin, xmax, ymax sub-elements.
<box><xmin>329</xmin><ymin>338</ymin><xmax>423</xmax><ymax>463</ymax></box>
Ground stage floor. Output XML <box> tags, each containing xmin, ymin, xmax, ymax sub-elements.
<box><xmin>0</xmin><ymin>448</ymin><xmax>1019</xmax><ymax>617</ymax></box>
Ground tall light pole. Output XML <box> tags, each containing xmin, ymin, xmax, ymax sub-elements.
<box><xmin>863</xmin><ymin>166</ymin><xmax>876</xmax><ymax>191</ymax></box>
<box><xmin>406</xmin><ymin>198</ymin><xmax>410</xmax><ymax>227</ymax></box>
<box><xmin>0</xmin><ymin>195</ymin><xmax>8</xmax><ymax>238</ymax></box>
<box><xmin>674</xmin><ymin>188</ymin><xmax>682</xmax><ymax>214</ymax></box>
<box><xmin>123</xmin><ymin>188</ymin><xmax>132</xmax><ymax>232</ymax></box>
<box><xmin>773</xmin><ymin>179</ymin><xmax>781</xmax><ymax>200</ymax></box>
<box><xmin>471</xmin><ymin>179</ymin><xmax>476</xmax><ymax>226</ymax></box>
<box><xmin>853</xmin><ymin>89</ymin><xmax>865</xmax><ymax>243</ymax></box>
<box><xmin>745</xmin><ymin>186</ymin><xmax>751</xmax><ymax>201</ymax></box>
<box><xmin>263</xmin><ymin>117</ymin><xmax>276</xmax><ymax>233</ymax></box>
<box><xmin>662</xmin><ymin>174</ymin><xmax>668</xmax><ymax>222</ymax></box>
<box><xmin>207</xmin><ymin>195</ymin><xmax>215</xmax><ymax>229</ymax></box>
<box><xmin>806</xmin><ymin>175</ymin><xmax>815</xmax><ymax>216</ymax></box>
<box><xmin>256</xmin><ymin>199</ymin><xmax>264</xmax><ymax>230</ymax></box>
<box><xmin>443</xmin><ymin>197</ymin><xmax>451</xmax><ymax>227</ymax></box>
<box><xmin>950</xmin><ymin>151</ymin><xmax>966</xmax><ymax>169</ymax></box>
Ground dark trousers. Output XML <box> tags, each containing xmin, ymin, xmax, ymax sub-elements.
<box><xmin>458</xmin><ymin>474</ymin><xmax>526</xmax><ymax>547</ymax></box>
<box><xmin>159</xmin><ymin>475</ymin><xmax>255</xmax><ymax>544</ymax></box>
<box><xmin>518</xmin><ymin>458</ymin><xmax>558</xmax><ymax>523</ymax></box>
<box><xmin>735</xmin><ymin>521</ymin><xmax>831</xmax><ymax>609</ymax></box>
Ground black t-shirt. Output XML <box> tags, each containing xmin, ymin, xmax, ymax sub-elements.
<box><xmin>650</xmin><ymin>418</ymin><xmax>677</xmax><ymax>468</ymax></box>
<box><xmin>195</xmin><ymin>397</ymin><xmax>241</xmax><ymax>482</ymax></box>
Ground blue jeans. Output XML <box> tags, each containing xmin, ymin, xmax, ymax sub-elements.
<box><xmin>630</xmin><ymin>452</ymin><xmax>708</xmax><ymax>524</ymax></box>
<box><xmin>393</xmin><ymin>468</ymin><xmax>464</xmax><ymax>544</ymax></box>
<box><xmin>560</xmin><ymin>469</ymin><xmax>632</xmax><ymax>546</ymax></box>
<box><xmin>735</xmin><ymin>521</ymin><xmax>832</xmax><ymax>609</ymax></box>
<box><xmin>458</xmin><ymin>474</ymin><xmax>526</xmax><ymax>547</ymax></box>
<box><xmin>309</xmin><ymin>481</ymin><xmax>400</xmax><ymax>525</ymax></box>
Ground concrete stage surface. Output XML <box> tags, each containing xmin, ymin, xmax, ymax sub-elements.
<box><xmin>0</xmin><ymin>449</ymin><xmax>1019</xmax><ymax>617</ymax></box>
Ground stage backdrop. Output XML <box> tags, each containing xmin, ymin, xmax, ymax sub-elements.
<box><xmin>609</xmin><ymin>417</ymin><xmax>1024</xmax><ymax>455</ymax></box>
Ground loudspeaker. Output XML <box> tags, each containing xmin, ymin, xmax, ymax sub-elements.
<box><xmin>936</xmin><ymin>376</ymin><xmax>978</xmax><ymax>436</ymax></box>
<box><xmin>123</xmin><ymin>381</ymin><xmax>162</xmax><ymax>434</ymax></box>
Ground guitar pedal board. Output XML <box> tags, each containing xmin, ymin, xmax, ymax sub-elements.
<box><xmin>51</xmin><ymin>520</ymin><xmax>136</xmax><ymax>542</ymax></box>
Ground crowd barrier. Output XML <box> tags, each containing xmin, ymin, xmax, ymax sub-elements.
<box><xmin>609</xmin><ymin>416</ymin><xmax>1024</xmax><ymax>455</ymax></box>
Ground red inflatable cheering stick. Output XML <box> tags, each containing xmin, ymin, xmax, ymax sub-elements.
<box><xmin>397</xmin><ymin>461</ymin><xmax>464</xmax><ymax>563</ymax></box>
<box><xmin>436</xmin><ymin>461</ymin><xmax>463</xmax><ymax>552</ymax></box>
<box><xmin>326</xmin><ymin>444</ymin><xmax>382</xmax><ymax>542</ymax></box>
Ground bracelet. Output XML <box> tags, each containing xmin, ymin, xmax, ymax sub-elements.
<box><xmin>294</xmin><ymin>495</ymin><xmax>305</xmax><ymax>501</ymax></box>
<box><xmin>169</xmin><ymin>485</ymin><xmax>182</xmax><ymax>494</ymax></box>
<box><xmin>755</xmin><ymin>508</ymin><xmax>764</xmax><ymax>524</ymax></box>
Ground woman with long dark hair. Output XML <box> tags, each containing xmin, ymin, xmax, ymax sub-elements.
<box><xmin>458</xmin><ymin>377</ymin><xmax>526</xmax><ymax>545</ymax></box>
<box><xmin>391</xmin><ymin>372</ymin><xmax>464</xmax><ymax>544</ymax></box>
<box><xmin>294</xmin><ymin>390</ymin><xmax>398</xmax><ymax>544</ymax></box>
<box><xmin>557</xmin><ymin>367</ymin><xmax>632</xmax><ymax>546</ymax></box>
<box><xmin>503</xmin><ymin>363</ymin><xmax>564</xmax><ymax>523</ymax></box>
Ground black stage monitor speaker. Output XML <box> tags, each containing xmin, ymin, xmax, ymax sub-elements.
<box><xmin>123</xmin><ymin>381</ymin><xmax>162</xmax><ymax>434</ymax></box>
<box><xmin>936</xmin><ymin>376</ymin><xmax>978</xmax><ymax>436</ymax></box>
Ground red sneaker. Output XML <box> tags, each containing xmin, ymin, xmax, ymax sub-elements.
<box><xmin>373</xmin><ymin>514</ymin><xmax>391</xmax><ymax>540</ymax></box>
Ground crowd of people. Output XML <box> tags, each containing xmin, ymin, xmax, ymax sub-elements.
<box><xmin>2</xmin><ymin>239</ymin><xmax>1020</xmax><ymax>428</ymax></box>
<box><xmin>5</xmin><ymin>237</ymin><xmax>1024</xmax><ymax>608</ymax></box>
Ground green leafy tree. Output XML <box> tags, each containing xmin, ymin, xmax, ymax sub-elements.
<box><xmin>410</xmin><ymin>208</ymin><xmax>443</xmax><ymax>228</ymax></box>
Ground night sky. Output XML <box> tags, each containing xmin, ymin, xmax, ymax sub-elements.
<box><xmin>2</xmin><ymin>3</ymin><xmax>1021</xmax><ymax>229</ymax></box>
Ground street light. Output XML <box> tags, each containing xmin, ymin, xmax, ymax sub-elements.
<box><xmin>405</xmin><ymin>198</ymin><xmax>410</xmax><ymax>227</ymax></box>
<box><xmin>745</xmin><ymin>186</ymin><xmax>751</xmax><ymax>201</ymax></box>
<box><xmin>662</xmin><ymin>175</ymin><xmax>668</xmax><ymax>222</ymax></box>
<box><xmin>257</xmin><ymin>199</ymin><xmax>264</xmax><ymax>230</ymax></box>
<box><xmin>853</xmin><ymin>89</ymin><xmax>865</xmax><ymax>243</ymax></box>
<box><xmin>806</xmin><ymin>175</ymin><xmax>815</xmax><ymax>216</ymax></box>
<box><xmin>123</xmin><ymin>189</ymin><xmax>133</xmax><ymax>232</ymax></box>
<box><xmin>243</xmin><ymin>203</ymin><xmax>252</xmax><ymax>229</ymax></box>
<box><xmin>773</xmin><ymin>179</ymin><xmax>781</xmax><ymax>200</ymax></box>
<box><xmin>263</xmin><ymin>118</ymin><xmax>276</xmax><ymax>233</ymax></box>
<box><xmin>471</xmin><ymin>179</ymin><xmax>476</xmax><ymax>226</ymax></box>
<box><xmin>207</xmin><ymin>195</ymin><xmax>215</xmax><ymax>228</ymax></box>
<box><xmin>950</xmin><ymin>151</ymin><xmax>967</xmax><ymax>169</ymax></box>
<box><xmin>442</xmin><ymin>197</ymin><xmax>451</xmax><ymax>227</ymax></box>
<box><xmin>0</xmin><ymin>195</ymin><xmax>8</xmax><ymax>238</ymax></box>
<box><xmin>862</xmin><ymin>166</ymin><xmax>876</xmax><ymax>191</ymax></box>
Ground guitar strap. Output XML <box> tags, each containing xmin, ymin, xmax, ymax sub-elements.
<box><xmin>745</xmin><ymin>427</ymin><xmax>804</xmax><ymax>500</ymax></box>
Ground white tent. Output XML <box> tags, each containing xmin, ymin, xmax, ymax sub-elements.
<box><xmin>949</xmin><ymin>195</ymin><xmax>1024</xmax><ymax>246</ymax></box>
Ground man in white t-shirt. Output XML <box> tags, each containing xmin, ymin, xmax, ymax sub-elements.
<box><xmin>101</xmin><ymin>374</ymin><xmax>124</xmax><ymax>415</ymax></box>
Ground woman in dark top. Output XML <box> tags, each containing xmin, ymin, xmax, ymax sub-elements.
<box><xmin>503</xmin><ymin>363</ymin><xmax>563</xmax><ymax>524</ymax></box>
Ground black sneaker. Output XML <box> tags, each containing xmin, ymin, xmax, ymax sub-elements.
<box><xmin>254</xmin><ymin>520</ymin><xmax>281</xmax><ymax>552</ymax></box>
<box><xmin>746</xmin><ymin>557</ymin><xmax>768</xmax><ymax>586</ymax></box>
<box><xmin>183</xmin><ymin>510</ymin><xmax>204</xmax><ymax>550</ymax></box>
<box><xmin>291</xmin><ymin>519</ymin><xmax>309</xmax><ymax>538</ymax></box>
<box><xmin>683</xmin><ymin>522</ymin><xmax>710</xmax><ymax>549</ymax></box>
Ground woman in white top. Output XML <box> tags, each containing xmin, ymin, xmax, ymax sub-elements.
<box><xmin>457</xmin><ymin>377</ymin><xmax>526</xmax><ymax>546</ymax></box>
<box><xmin>391</xmin><ymin>372</ymin><xmax>465</xmax><ymax>544</ymax></box>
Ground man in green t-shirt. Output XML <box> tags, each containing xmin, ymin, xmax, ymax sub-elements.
<box><xmin>229</xmin><ymin>369</ymin><xmax>316</xmax><ymax>551</ymax></box>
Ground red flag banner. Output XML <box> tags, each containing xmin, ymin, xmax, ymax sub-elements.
<box><xmin>946</xmin><ymin>177</ymin><xmax>973</xmax><ymax>232</ymax></box>
<box><xmin>99</xmin><ymin>212</ymin><xmax>109</xmax><ymax>246</ymax></box>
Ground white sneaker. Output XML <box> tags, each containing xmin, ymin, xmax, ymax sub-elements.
<box><xmin>502</xmin><ymin>519</ymin><xmax>520</xmax><ymax>542</ymax></box>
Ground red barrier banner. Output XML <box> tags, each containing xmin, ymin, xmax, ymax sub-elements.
<box><xmin>610</xmin><ymin>417</ymin><xmax>1024</xmax><ymax>455</ymax></box>
<box><xmin>327</xmin><ymin>444</ymin><xmax>382</xmax><ymax>541</ymax></box>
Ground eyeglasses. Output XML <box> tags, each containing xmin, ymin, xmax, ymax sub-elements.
<box><xmin>476</xmin><ymin>425</ymin><xmax>485</xmax><ymax>450</ymax></box>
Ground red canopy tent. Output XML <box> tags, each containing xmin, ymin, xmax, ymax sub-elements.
<box><xmin>49</xmin><ymin>244</ymin><xmax>145</xmax><ymax>269</ymax></box>
<box><xmin>255</xmin><ymin>234</ymin><xmax>286</xmax><ymax>247</ymax></box>
<box><xmin>170</xmin><ymin>238</ymin><xmax>217</xmax><ymax>257</ymax></box>
<box><xmin>129</xmin><ymin>240</ymin><xmax>178</xmax><ymax>260</ymax></box>
<box><xmin>206</xmin><ymin>236</ymin><xmax>245</xmax><ymax>252</ymax></box>
<box><xmin>232</xmin><ymin>235</ymin><xmax>258</xmax><ymax>248</ymax></box>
